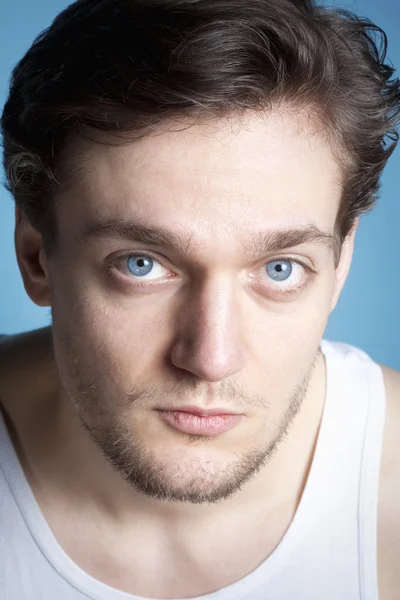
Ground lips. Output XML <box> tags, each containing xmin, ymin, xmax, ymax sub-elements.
<box><xmin>156</xmin><ymin>409</ymin><xmax>245</xmax><ymax>436</ymax></box>
<box><xmin>158</xmin><ymin>404</ymin><xmax>241</xmax><ymax>417</ymax></box>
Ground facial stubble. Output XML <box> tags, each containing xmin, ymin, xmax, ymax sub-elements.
<box><xmin>57</xmin><ymin>332</ymin><xmax>322</xmax><ymax>506</ymax></box>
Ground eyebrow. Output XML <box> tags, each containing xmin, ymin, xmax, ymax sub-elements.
<box><xmin>78</xmin><ymin>217</ymin><xmax>337</xmax><ymax>260</ymax></box>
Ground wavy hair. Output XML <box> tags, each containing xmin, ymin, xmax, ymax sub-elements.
<box><xmin>1</xmin><ymin>0</ymin><xmax>400</xmax><ymax>254</ymax></box>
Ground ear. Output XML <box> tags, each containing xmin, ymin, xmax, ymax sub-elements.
<box><xmin>15</xmin><ymin>207</ymin><xmax>51</xmax><ymax>307</ymax></box>
<box><xmin>329</xmin><ymin>217</ymin><xmax>359</xmax><ymax>313</ymax></box>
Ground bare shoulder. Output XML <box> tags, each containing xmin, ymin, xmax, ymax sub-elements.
<box><xmin>379</xmin><ymin>362</ymin><xmax>400</xmax><ymax>475</ymax></box>
<box><xmin>0</xmin><ymin>327</ymin><xmax>52</xmax><ymax>358</ymax></box>
<box><xmin>377</xmin><ymin>362</ymin><xmax>400</xmax><ymax>599</ymax></box>
<box><xmin>0</xmin><ymin>327</ymin><xmax>47</xmax><ymax>386</ymax></box>
<box><xmin>0</xmin><ymin>327</ymin><xmax>56</xmax><ymax>414</ymax></box>
<box><xmin>378</xmin><ymin>361</ymin><xmax>400</xmax><ymax>500</ymax></box>
<box><xmin>380</xmin><ymin>362</ymin><xmax>400</xmax><ymax>402</ymax></box>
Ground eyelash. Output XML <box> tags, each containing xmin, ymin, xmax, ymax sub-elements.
<box><xmin>107</xmin><ymin>252</ymin><xmax>317</xmax><ymax>297</ymax></box>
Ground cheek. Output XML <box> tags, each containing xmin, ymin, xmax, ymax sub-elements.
<box><xmin>252</xmin><ymin>280</ymin><xmax>333</xmax><ymax>351</ymax></box>
<box><xmin>51</xmin><ymin>279</ymin><xmax>175</xmax><ymax>389</ymax></box>
<box><xmin>246</xmin><ymin>279</ymin><xmax>333</xmax><ymax>389</ymax></box>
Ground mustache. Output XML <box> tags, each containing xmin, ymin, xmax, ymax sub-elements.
<box><xmin>65</xmin><ymin>347</ymin><xmax>321</xmax><ymax>419</ymax></box>
<box><xmin>125</xmin><ymin>378</ymin><xmax>271</xmax><ymax>411</ymax></box>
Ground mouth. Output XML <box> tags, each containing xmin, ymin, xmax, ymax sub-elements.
<box><xmin>155</xmin><ymin>408</ymin><xmax>245</xmax><ymax>436</ymax></box>
<box><xmin>158</xmin><ymin>405</ymin><xmax>242</xmax><ymax>417</ymax></box>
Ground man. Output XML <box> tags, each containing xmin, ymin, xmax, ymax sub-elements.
<box><xmin>0</xmin><ymin>0</ymin><xmax>399</xmax><ymax>598</ymax></box>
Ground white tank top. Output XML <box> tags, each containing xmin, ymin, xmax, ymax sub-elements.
<box><xmin>0</xmin><ymin>338</ymin><xmax>386</xmax><ymax>600</ymax></box>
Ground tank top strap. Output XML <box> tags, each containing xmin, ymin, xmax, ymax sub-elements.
<box><xmin>320</xmin><ymin>340</ymin><xmax>386</xmax><ymax>600</ymax></box>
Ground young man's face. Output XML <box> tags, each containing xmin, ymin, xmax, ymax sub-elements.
<box><xmin>31</xmin><ymin>110</ymin><xmax>354</xmax><ymax>503</ymax></box>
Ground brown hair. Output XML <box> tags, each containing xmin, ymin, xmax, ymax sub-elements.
<box><xmin>1</xmin><ymin>0</ymin><xmax>400</xmax><ymax>255</ymax></box>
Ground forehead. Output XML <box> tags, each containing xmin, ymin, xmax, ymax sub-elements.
<box><xmin>59</xmin><ymin>110</ymin><xmax>343</xmax><ymax>242</ymax></box>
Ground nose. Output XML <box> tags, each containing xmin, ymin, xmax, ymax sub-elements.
<box><xmin>170</xmin><ymin>275</ymin><xmax>245</xmax><ymax>382</ymax></box>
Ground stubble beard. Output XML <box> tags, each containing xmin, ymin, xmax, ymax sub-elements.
<box><xmin>57</xmin><ymin>333</ymin><xmax>322</xmax><ymax>505</ymax></box>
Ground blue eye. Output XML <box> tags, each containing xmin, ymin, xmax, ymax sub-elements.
<box><xmin>113</xmin><ymin>254</ymin><xmax>309</xmax><ymax>293</ymax></box>
<box><xmin>266</xmin><ymin>260</ymin><xmax>293</xmax><ymax>281</ymax></box>
<box><xmin>127</xmin><ymin>255</ymin><xmax>154</xmax><ymax>277</ymax></box>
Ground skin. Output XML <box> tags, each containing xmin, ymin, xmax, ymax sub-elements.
<box><xmin>10</xmin><ymin>108</ymin><xmax>358</xmax><ymax>596</ymax></box>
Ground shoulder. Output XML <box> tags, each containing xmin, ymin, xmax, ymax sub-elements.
<box><xmin>0</xmin><ymin>327</ymin><xmax>53</xmax><ymax>368</ymax></box>
<box><xmin>379</xmin><ymin>362</ymin><xmax>400</xmax><ymax>475</ymax></box>
<box><xmin>378</xmin><ymin>361</ymin><xmax>400</xmax><ymax>491</ymax></box>
<box><xmin>380</xmin><ymin>363</ymin><xmax>400</xmax><ymax>402</ymax></box>
<box><xmin>377</xmin><ymin>362</ymin><xmax>400</xmax><ymax>598</ymax></box>
<box><xmin>0</xmin><ymin>327</ymin><xmax>56</xmax><ymax>414</ymax></box>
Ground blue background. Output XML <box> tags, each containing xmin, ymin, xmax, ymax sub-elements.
<box><xmin>0</xmin><ymin>0</ymin><xmax>399</xmax><ymax>368</ymax></box>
